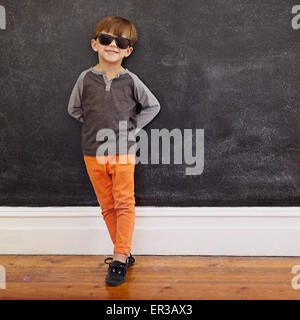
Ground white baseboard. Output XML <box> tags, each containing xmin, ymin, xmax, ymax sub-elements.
<box><xmin>0</xmin><ymin>206</ymin><xmax>299</xmax><ymax>256</ymax></box>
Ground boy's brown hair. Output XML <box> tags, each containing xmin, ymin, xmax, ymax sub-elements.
<box><xmin>93</xmin><ymin>16</ymin><xmax>138</xmax><ymax>47</ymax></box>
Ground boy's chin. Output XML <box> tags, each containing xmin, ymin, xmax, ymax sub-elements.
<box><xmin>101</xmin><ymin>56</ymin><xmax>123</xmax><ymax>64</ymax></box>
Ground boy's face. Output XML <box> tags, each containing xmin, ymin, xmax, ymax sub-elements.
<box><xmin>91</xmin><ymin>30</ymin><xmax>133</xmax><ymax>65</ymax></box>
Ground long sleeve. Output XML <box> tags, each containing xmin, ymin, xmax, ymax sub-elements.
<box><xmin>67</xmin><ymin>72</ymin><xmax>85</xmax><ymax>123</ymax></box>
<box><xmin>130</xmin><ymin>72</ymin><xmax>161</xmax><ymax>133</ymax></box>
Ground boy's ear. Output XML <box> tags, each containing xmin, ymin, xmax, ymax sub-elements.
<box><xmin>125</xmin><ymin>46</ymin><xmax>133</xmax><ymax>57</ymax></box>
<box><xmin>91</xmin><ymin>39</ymin><xmax>98</xmax><ymax>52</ymax></box>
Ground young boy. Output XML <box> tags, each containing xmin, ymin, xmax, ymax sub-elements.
<box><xmin>67</xmin><ymin>16</ymin><xmax>161</xmax><ymax>286</ymax></box>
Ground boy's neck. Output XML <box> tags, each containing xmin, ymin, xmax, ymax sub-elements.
<box><xmin>93</xmin><ymin>62</ymin><xmax>125</xmax><ymax>75</ymax></box>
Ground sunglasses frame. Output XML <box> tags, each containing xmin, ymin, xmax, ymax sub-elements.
<box><xmin>94</xmin><ymin>33</ymin><xmax>132</xmax><ymax>49</ymax></box>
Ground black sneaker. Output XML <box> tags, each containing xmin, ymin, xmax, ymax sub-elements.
<box><xmin>104</xmin><ymin>259</ymin><xmax>128</xmax><ymax>286</ymax></box>
<box><xmin>104</xmin><ymin>254</ymin><xmax>136</xmax><ymax>287</ymax></box>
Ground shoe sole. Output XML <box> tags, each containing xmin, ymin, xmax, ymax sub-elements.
<box><xmin>106</xmin><ymin>279</ymin><xmax>125</xmax><ymax>286</ymax></box>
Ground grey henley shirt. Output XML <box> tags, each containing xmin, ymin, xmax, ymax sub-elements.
<box><xmin>67</xmin><ymin>66</ymin><xmax>161</xmax><ymax>156</ymax></box>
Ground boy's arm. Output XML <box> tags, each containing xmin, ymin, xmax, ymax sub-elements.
<box><xmin>131</xmin><ymin>73</ymin><xmax>161</xmax><ymax>133</ymax></box>
<box><xmin>67</xmin><ymin>72</ymin><xmax>85</xmax><ymax>123</ymax></box>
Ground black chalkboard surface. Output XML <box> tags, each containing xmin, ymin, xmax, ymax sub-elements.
<box><xmin>0</xmin><ymin>0</ymin><xmax>299</xmax><ymax>206</ymax></box>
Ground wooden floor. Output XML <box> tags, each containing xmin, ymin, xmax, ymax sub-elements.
<box><xmin>0</xmin><ymin>255</ymin><xmax>299</xmax><ymax>299</ymax></box>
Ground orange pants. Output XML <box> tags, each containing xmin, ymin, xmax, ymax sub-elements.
<box><xmin>83</xmin><ymin>154</ymin><xmax>136</xmax><ymax>255</ymax></box>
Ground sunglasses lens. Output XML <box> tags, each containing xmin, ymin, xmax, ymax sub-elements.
<box><xmin>116</xmin><ymin>38</ymin><xmax>130</xmax><ymax>49</ymax></box>
<box><xmin>98</xmin><ymin>34</ymin><xmax>113</xmax><ymax>45</ymax></box>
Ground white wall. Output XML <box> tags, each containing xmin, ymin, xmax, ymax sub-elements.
<box><xmin>0</xmin><ymin>206</ymin><xmax>299</xmax><ymax>256</ymax></box>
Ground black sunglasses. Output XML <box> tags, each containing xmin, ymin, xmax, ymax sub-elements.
<box><xmin>94</xmin><ymin>33</ymin><xmax>132</xmax><ymax>49</ymax></box>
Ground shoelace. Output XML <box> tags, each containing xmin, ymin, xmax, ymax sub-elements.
<box><xmin>104</xmin><ymin>257</ymin><xmax>113</xmax><ymax>264</ymax></box>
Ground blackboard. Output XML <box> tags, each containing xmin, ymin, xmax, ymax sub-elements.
<box><xmin>0</xmin><ymin>0</ymin><xmax>299</xmax><ymax>206</ymax></box>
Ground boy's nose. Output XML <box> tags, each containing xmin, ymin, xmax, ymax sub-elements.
<box><xmin>110</xmin><ymin>39</ymin><xmax>117</xmax><ymax>47</ymax></box>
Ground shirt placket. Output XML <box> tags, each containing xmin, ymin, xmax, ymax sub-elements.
<box><xmin>102</xmin><ymin>70</ymin><xmax>125</xmax><ymax>93</ymax></box>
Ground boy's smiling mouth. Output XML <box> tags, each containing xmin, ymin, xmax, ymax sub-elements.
<box><xmin>105</xmin><ymin>50</ymin><xmax>118</xmax><ymax>54</ymax></box>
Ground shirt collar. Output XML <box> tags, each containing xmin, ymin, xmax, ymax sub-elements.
<box><xmin>89</xmin><ymin>67</ymin><xmax>128</xmax><ymax>78</ymax></box>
